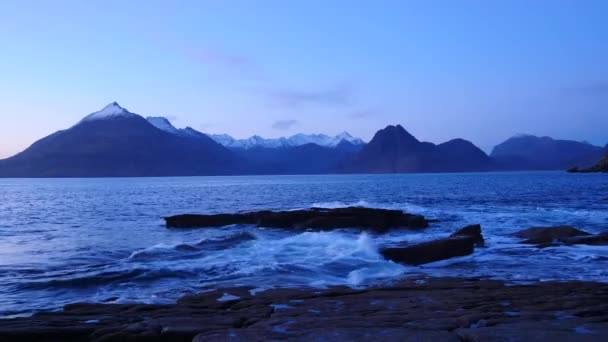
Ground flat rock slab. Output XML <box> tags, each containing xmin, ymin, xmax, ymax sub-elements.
<box><xmin>165</xmin><ymin>206</ymin><xmax>429</xmax><ymax>232</ymax></box>
<box><xmin>2</xmin><ymin>278</ymin><xmax>607</xmax><ymax>341</ymax></box>
<box><xmin>381</xmin><ymin>224</ymin><xmax>484</xmax><ymax>265</ymax></box>
<box><xmin>381</xmin><ymin>236</ymin><xmax>475</xmax><ymax>265</ymax></box>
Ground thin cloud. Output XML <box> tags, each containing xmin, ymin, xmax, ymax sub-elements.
<box><xmin>185</xmin><ymin>46</ymin><xmax>261</xmax><ymax>79</ymax></box>
<box><xmin>272</xmin><ymin>119</ymin><xmax>298</xmax><ymax>130</ymax></box>
<box><xmin>269</xmin><ymin>84</ymin><xmax>354</xmax><ymax>108</ymax></box>
<box><xmin>348</xmin><ymin>110</ymin><xmax>375</xmax><ymax>119</ymax></box>
<box><xmin>190</xmin><ymin>48</ymin><xmax>250</xmax><ymax>67</ymax></box>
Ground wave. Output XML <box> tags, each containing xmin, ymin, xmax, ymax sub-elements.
<box><xmin>127</xmin><ymin>232</ymin><xmax>257</xmax><ymax>261</ymax></box>
<box><xmin>310</xmin><ymin>200</ymin><xmax>429</xmax><ymax>215</ymax></box>
<box><xmin>19</xmin><ymin>268</ymin><xmax>188</xmax><ymax>290</ymax></box>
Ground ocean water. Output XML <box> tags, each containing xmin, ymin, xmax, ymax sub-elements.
<box><xmin>1</xmin><ymin>172</ymin><xmax>607</xmax><ymax>317</ymax></box>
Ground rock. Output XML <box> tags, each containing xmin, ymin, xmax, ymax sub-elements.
<box><xmin>513</xmin><ymin>226</ymin><xmax>591</xmax><ymax>245</ymax></box>
<box><xmin>165</xmin><ymin>207</ymin><xmax>429</xmax><ymax>232</ymax></box>
<box><xmin>194</xmin><ymin>328</ymin><xmax>461</xmax><ymax>342</ymax></box>
<box><xmin>2</xmin><ymin>278</ymin><xmax>607</xmax><ymax>341</ymax></box>
<box><xmin>381</xmin><ymin>237</ymin><xmax>475</xmax><ymax>265</ymax></box>
<box><xmin>450</xmin><ymin>224</ymin><xmax>484</xmax><ymax>247</ymax></box>
<box><xmin>456</xmin><ymin>321</ymin><xmax>608</xmax><ymax>342</ymax></box>
<box><xmin>381</xmin><ymin>225</ymin><xmax>483</xmax><ymax>265</ymax></box>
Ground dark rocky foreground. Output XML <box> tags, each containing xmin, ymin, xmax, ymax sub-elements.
<box><xmin>165</xmin><ymin>207</ymin><xmax>429</xmax><ymax>231</ymax></box>
<box><xmin>1</xmin><ymin>278</ymin><xmax>607</xmax><ymax>341</ymax></box>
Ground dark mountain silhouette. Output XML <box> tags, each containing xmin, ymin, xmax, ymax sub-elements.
<box><xmin>491</xmin><ymin>135</ymin><xmax>605</xmax><ymax>170</ymax></box>
<box><xmin>233</xmin><ymin>141</ymin><xmax>360</xmax><ymax>174</ymax></box>
<box><xmin>346</xmin><ymin>125</ymin><xmax>493</xmax><ymax>173</ymax></box>
<box><xmin>0</xmin><ymin>103</ymin><xmax>240</xmax><ymax>177</ymax></box>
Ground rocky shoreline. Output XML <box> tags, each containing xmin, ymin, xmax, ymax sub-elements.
<box><xmin>568</xmin><ymin>152</ymin><xmax>608</xmax><ymax>173</ymax></box>
<box><xmin>1</xmin><ymin>277</ymin><xmax>607</xmax><ymax>341</ymax></box>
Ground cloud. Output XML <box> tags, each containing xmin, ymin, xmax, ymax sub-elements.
<box><xmin>269</xmin><ymin>84</ymin><xmax>354</xmax><ymax>108</ymax></box>
<box><xmin>348</xmin><ymin>110</ymin><xmax>375</xmax><ymax>119</ymax></box>
<box><xmin>190</xmin><ymin>48</ymin><xmax>250</xmax><ymax>67</ymax></box>
<box><xmin>272</xmin><ymin>119</ymin><xmax>298</xmax><ymax>130</ymax></box>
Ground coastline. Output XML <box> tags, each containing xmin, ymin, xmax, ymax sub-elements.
<box><xmin>1</xmin><ymin>277</ymin><xmax>607</xmax><ymax>341</ymax></box>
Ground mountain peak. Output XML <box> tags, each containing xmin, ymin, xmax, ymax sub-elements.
<box><xmin>81</xmin><ymin>102</ymin><xmax>137</xmax><ymax>122</ymax></box>
<box><xmin>374</xmin><ymin>124</ymin><xmax>419</xmax><ymax>145</ymax></box>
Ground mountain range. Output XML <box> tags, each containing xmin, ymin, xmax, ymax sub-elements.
<box><xmin>0</xmin><ymin>103</ymin><xmax>605</xmax><ymax>177</ymax></box>
<box><xmin>146</xmin><ymin>116</ymin><xmax>365</xmax><ymax>150</ymax></box>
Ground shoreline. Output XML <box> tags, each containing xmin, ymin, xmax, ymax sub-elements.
<box><xmin>2</xmin><ymin>277</ymin><xmax>607</xmax><ymax>341</ymax></box>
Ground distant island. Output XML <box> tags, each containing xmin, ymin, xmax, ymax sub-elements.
<box><xmin>0</xmin><ymin>103</ymin><xmax>605</xmax><ymax>177</ymax></box>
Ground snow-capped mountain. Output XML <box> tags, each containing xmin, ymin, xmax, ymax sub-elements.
<box><xmin>287</xmin><ymin>132</ymin><xmax>365</xmax><ymax>148</ymax></box>
<box><xmin>206</xmin><ymin>132</ymin><xmax>365</xmax><ymax>149</ymax></box>
<box><xmin>0</xmin><ymin>103</ymin><xmax>237</xmax><ymax>177</ymax></box>
<box><xmin>146</xmin><ymin>116</ymin><xmax>366</xmax><ymax>149</ymax></box>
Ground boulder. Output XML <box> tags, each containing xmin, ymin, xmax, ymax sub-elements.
<box><xmin>381</xmin><ymin>225</ymin><xmax>483</xmax><ymax>265</ymax></box>
<box><xmin>165</xmin><ymin>207</ymin><xmax>429</xmax><ymax>232</ymax></box>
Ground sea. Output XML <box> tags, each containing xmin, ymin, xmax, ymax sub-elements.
<box><xmin>1</xmin><ymin>172</ymin><xmax>607</xmax><ymax>317</ymax></box>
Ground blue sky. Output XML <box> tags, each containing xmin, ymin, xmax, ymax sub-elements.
<box><xmin>0</xmin><ymin>0</ymin><xmax>606</xmax><ymax>158</ymax></box>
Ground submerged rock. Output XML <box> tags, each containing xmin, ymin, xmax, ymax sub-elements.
<box><xmin>380</xmin><ymin>225</ymin><xmax>483</xmax><ymax>265</ymax></box>
<box><xmin>1</xmin><ymin>278</ymin><xmax>607</xmax><ymax>341</ymax></box>
<box><xmin>513</xmin><ymin>226</ymin><xmax>590</xmax><ymax>244</ymax></box>
<box><xmin>513</xmin><ymin>226</ymin><xmax>608</xmax><ymax>247</ymax></box>
<box><xmin>513</xmin><ymin>226</ymin><xmax>608</xmax><ymax>248</ymax></box>
<box><xmin>165</xmin><ymin>207</ymin><xmax>429</xmax><ymax>232</ymax></box>
<box><xmin>562</xmin><ymin>232</ymin><xmax>608</xmax><ymax>246</ymax></box>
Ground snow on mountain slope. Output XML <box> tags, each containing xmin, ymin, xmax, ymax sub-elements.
<box><xmin>147</xmin><ymin>116</ymin><xmax>181</xmax><ymax>135</ymax></box>
<box><xmin>146</xmin><ymin>117</ymin><xmax>204</xmax><ymax>139</ymax></box>
<box><xmin>81</xmin><ymin>102</ymin><xmax>138</xmax><ymax>122</ymax></box>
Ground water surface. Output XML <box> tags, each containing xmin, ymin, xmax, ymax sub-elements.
<box><xmin>1</xmin><ymin>172</ymin><xmax>607</xmax><ymax>317</ymax></box>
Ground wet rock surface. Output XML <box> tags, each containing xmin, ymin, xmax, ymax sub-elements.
<box><xmin>165</xmin><ymin>207</ymin><xmax>429</xmax><ymax>232</ymax></box>
<box><xmin>380</xmin><ymin>225</ymin><xmax>483</xmax><ymax>265</ymax></box>
<box><xmin>514</xmin><ymin>226</ymin><xmax>608</xmax><ymax>247</ymax></box>
<box><xmin>1</xmin><ymin>278</ymin><xmax>607</xmax><ymax>341</ymax></box>
<box><xmin>450</xmin><ymin>224</ymin><xmax>484</xmax><ymax>247</ymax></box>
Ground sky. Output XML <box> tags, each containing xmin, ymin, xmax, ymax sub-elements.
<box><xmin>0</xmin><ymin>0</ymin><xmax>606</xmax><ymax>158</ymax></box>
